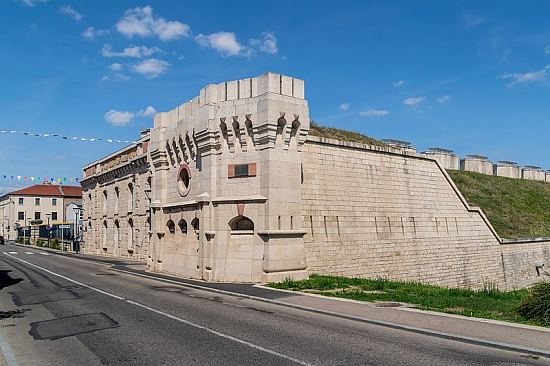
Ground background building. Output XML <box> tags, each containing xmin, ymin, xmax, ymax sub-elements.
<box><xmin>0</xmin><ymin>183</ymin><xmax>82</xmax><ymax>240</ymax></box>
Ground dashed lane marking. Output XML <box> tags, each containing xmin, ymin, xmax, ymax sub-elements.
<box><xmin>24</xmin><ymin>252</ymin><xmax>33</xmax><ymax>255</ymax></box>
<box><xmin>7</xmin><ymin>252</ymin><xmax>17</xmax><ymax>255</ymax></box>
<box><xmin>2</xmin><ymin>253</ymin><xmax>312</xmax><ymax>366</ymax></box>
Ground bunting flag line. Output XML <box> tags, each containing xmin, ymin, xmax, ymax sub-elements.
<box><xmin>0</xmin><ymin>129</ymin><xmax>139</xmax><ymax>144</ymax></box>
<box><xmin>0</xmin><ymin>174</ymin><xmax>80</xmax><ymax>183</ymax></box>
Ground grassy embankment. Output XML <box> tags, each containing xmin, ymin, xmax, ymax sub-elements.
<box><xmin>447</xmin><ymin>170</ymin><xmax>550</xmax><ymax>239</ymax></box>
<box><xmin>309</xmin><ymin>121</ymin><xmax>386</xmax><ymax>147</ymax></box>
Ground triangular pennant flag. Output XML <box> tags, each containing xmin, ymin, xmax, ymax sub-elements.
<box><xmin>31</xmin><ymin>176</ymin><xmax>35</xmax><ymax>181</ymax></box>
<box><xmin>75</xmin><ymin>178</ymin><xmax>79</xmax><ymax>182</ymax></box>
<box><xmin>24</xmin><ymin>176</ymin><xmax>28</xmax><ymax>181</ymax></box>
<box><xmin>2</xmin><ymin>175</ymin><xmax>5</xmax><ymax>179</ymax></box>
<box><xmin>37</xmin><ymin>176</ymin><xmax>41</xmax><ymax>181</ymax></box>
<box><xmin>17</xmin><ymin>176</ymin><xmax>21</xmax><ymax>180</ymax></box>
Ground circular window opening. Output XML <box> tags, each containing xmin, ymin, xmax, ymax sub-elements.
<box><xmin>177</xmin><ymin>164</ymin><xmax>191</xmax><ymax>197</ymax></box>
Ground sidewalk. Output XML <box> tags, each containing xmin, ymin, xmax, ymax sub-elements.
<box><xmin>11</xmin><ymin>242</ymin><xmax>550</xmax><ymax>357</ymax></box>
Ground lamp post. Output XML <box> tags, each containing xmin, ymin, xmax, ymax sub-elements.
<box><xmin>45</xmin><ymin>213</ymin><xmax>51</xmax><ymax>248</ymax></box>
<box><xmin>72</xmin><ymin>205</ymin><xmax>82</xmax><ymax>253</ymax></box>
<box><xmin>23</xmin><ymin>210</ymin><xmax>27</xmax><ymax>244</ymax></box>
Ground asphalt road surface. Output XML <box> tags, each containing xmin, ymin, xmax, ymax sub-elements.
<box><xmin>0</xmin><ymin>242</ymin><xmax>547</xmax><ymax>366</ymax></box>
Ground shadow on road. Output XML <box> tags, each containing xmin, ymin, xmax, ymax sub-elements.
<box><xmin>0</xmin><ymin>269</ymin><xmax>23</xmax><ymax>290</ymax></box>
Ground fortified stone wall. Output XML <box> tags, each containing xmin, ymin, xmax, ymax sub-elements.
<box><xmin>301</xmin><ymin>136</ymin><xmax>550</xmax><ymax>290</ymax></box>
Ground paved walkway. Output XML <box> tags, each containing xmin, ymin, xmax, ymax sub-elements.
<box><xmin>11</xmin><ymin>242</ymin><xmax>550</xmax><ymax>357</ymax></box>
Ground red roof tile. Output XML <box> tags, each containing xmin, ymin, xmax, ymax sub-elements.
<box><xmin>10</xmin><ymin>184</ymin><xmax>82</xmax><ymax>197</ymax></box>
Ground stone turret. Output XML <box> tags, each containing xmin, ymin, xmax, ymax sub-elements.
<box><xmin>148</xmin><ymin>72</ymin><xmax>310</xmax><ymax>282</ymax></box>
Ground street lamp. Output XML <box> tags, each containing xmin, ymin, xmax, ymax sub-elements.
<box><xmin>72</xmin><ymin>205</ymin><xmax>82</xmax><ymax>253</ymax></box>
<box><xmin>45</xmin><ymin>213</ymin><xmax>51</xmax><ymax>247</ymax></box>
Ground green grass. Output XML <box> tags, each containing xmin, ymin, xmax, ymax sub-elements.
<box><xmin>448</xmin><ymin>170</ymin><xmax>550</xmax><ymax>239</ymax></box>
<box><xmin>268</xmin><ymin>274</ymin><xmax>547</xmax><ymax>326</ymax></box>
<box><xmin>309</xmin><ymin>121</ymin><xmax>386</xmax><ymax>147</ymax></box>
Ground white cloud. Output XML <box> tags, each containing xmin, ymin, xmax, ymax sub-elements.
<box><xmin>59</xmin><ymin>5</ymin><xmax>82</xmax><ymax>21</ymax></box>
<box><xmin>196</xmin><ymin>31</ymin><xmax>280</xmax><ymax>58</ymax></box>
<box><xmin>138</xmin><ymin>106</ymin><xmax>156</xmax><ymax>117</ymax></box>
<box><xmin>393</xmin><ymin>80</ymin><xmax>405</xmax><ymax>87</ymax></box>
<box><xmin>132</xmin><ymin>58</ymin><xmax>170</xmax><ymax>78</ymax></box>
<box><xmin>105</xmin><ymin>105</ymin><xmax>156</xmax><ymax>126</ymax></box>
<box><xmin>104</xmin><ymin>110</ymin><xmax>135</xmax><ymax>126</ymax></box>
<box><xmin>462</xmin><ymin>12</ymin><xmax>486</xmax><ymax>27</ymax></box>
<box><xmin>100</xmin><ymin>75</ymin><xmax>109</xmax><ymax>81</ymax></box>
<box><xmin>249</xmin><ymin>32</ymin><xmax>278</xmax><ymax>55</ymax></box>
<box><xmin>116</xmin><ymin>5</ymin><xmax>190</xmax><ymax>41</ymax></box>
<box><xmin>195</xmin><ymin>32</ymin><xmax>246</xmax><ymax>57</ymax></box>
<box><xmin>14</xmin><ymin>0</ymin><xmax>47</xmax><ymax>7</ymax></box>
<box><xmin>436</xmin><ymin>95</ymin><xmax>451</xmax><ymax>103</ymax></box>
<box><xmin>82</xmin><ymin>26</ymin><xmax>109</xmax><ymax>40</ymax></box>
<box><xmin>403</xmin><ymin>96</ymin><xmax>426</xmax><ymax>107</ymax></box>
<box><xmin>545</xmin><ymin>45</ymin><xmax>550</xmax><ymax>55</ymax></box>
<box><xmin>109</xmin><ymin>63</ymin><xmax>123</xmax><ymax>71</ymax></box>
<box><xmin>359</xmin><ymin>109</ymin><xmax>389</xmax><ymax>117</ymax></box>
<box><xmin>101</xmin><ymin>44</ymin><xmax>163</xmax><ymax>58</ymax></box>
<box><xmin>115</xmin><ymin>73</ymin><xmax>130</xmax><ymax>81</ymax></box>
<box><xmin>339</xmin><ymin>103</ymin><xmax>351</xmax><ymax>111</ymax></box>
<box><xmin>500</xmin><ymin>65</ymin><xmax>550</xmax><ymax>88</ymax></box>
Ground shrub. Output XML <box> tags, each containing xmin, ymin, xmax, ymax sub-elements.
<box><xmin>49</xmin><ymin>238</ymin><xmax>61</xmax><ymax>250</ymax></box>
<box><xmin>16</xmin><ymin>237</ymin><xmax>22</xmax><ymax>244</ymax></box>
<box><xmin>36</xmin><ymin>239</ymin><xmax>45</xmax><ymax>247</ymax></box>
<box><xmin>517</xmin><ymin>276</ymin><xmax>550</xmax><ymax>326</ymax></box>
<box><xmin>23</xmin><ymin>239</ymin><xmax>30</xmax><ymax>245</ymax></box>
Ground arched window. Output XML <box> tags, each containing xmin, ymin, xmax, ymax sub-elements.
<box><xmin>102</xmin><ymin>190</ymin><xmax>108</xmax><ymax>215</ymax></box>
<box><xmin>166</xmin><ymin>220</ymin><xmax>175</xmax><ymax>235</ymax></box>
<box><xmin>229</xmin><ymin>216</ymin><xmax>254</xmax><ymax>231</ymax></box>
<box><xmin>178</xmin><ymin>219</ymin><xmax>187</xmax><ymax>234</ymax></box>
<box><xmin>128</xmin><ymin>183</ymin><xmax>134</xmax><ymax>211</ymax></box>
<box><xmin>102</xmin><ymin>220</ymin><xmax>108</xmax><ymax>249</ymax></box>
<box><xmin>114</xmin><ymin>220</ymin><xmax>120</xmax><ymax>249</ymax></box>
<box><xmin>191</xmin><ymin>218</ymin><xmax>199</xmax><ymax>240</ymax></box>
<box><xmin>114</xmin><ymin>187</ymin><xmax>119</xmax><ymax>212</ymax></box>
<box><xmin>128</xmin><ymin>219</ymin><xmax>134</xmax><ymax>250</ymax></box>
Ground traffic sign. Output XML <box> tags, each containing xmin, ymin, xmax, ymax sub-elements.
<box><xmin>59</xmin><ymin>225</ymin><xmax>71</xmax><ymax>229</ymax></box>
<box><xmin>46</xmin><ymin>225</ymin><xmax>52</xmax><ymax>231</ymax></box>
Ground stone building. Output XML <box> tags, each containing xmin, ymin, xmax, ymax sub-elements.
<box><xmin>81</xmin><ymin>130</ymin><xmax>151</xmax><ymax>260</ymax></box>
<box><xmin>460</xmin><ymin>155</ymin><xmax>493</xmax><ymax>175</ymax></box>
<box><xmin>522</xmin><ymin>166</ymin><xmax>545</xmax><ymax>181</ymax></box>
<box><xmin>0</xmin><ymin>183</ymin><xmax>82</xmax><ymax>240</ymax></box>
<box><xmin>82</xmin><ymin>72</ymin><xmax>550</xmax><ymax>290</ymax></box>
<box><xmin>494</xmin><ymin>161</ymin><xmax>521</xmax><ymax>179</ymax></box>
<box><xmin>422</xmin><ymin>148</ymin><xmax>459</xmax><ymax>170</ymax></box>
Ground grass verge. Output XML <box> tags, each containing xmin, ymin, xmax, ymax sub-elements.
<box><xmin>268</xmin><ymin>274</ymin><xmax>549</xmax><ymax>327</ymax></box>
<box><xmin>309</xmin><ymin>121</ymin><xmax>386</xmax><ymax>147</ymax></box>
<box><xmin>447</xmin><ymin>170</ymin><xmax>550</xmax><ymax>239</ymax></box>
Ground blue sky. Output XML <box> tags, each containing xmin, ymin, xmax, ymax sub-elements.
<box><xmin>1</xmin><ymin>0</ymin><xmax>550</xmax><ymax>193</ymax></box>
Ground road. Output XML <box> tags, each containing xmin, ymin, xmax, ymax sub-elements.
<box><xmin>0</xmin><ymin>242</ymin><xmax>547</xmax><ymax>366</ymax></box>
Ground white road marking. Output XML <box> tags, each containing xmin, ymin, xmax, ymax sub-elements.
<box><xmin>40</xmin><ymin>252</ymin><xmax>49</xmax><ymax>256</ymax></box>
<box><xmin>0</xmin><ymin>328</ymin><xmax>19</xmax><ymax>366</ymax></box>
<box><xmin>24</xmin><ymin>252</ymin><xmax>33</xmax><ymax>255</ymax></box>
<box><xmin>2</xmin><ymin>253</ymin><xmax>312</xmax><ymax>366</ymax></box>
<box><xmin>7</xmin><ymin>252</ymin><xmax>17</xmax><ymax>255</ymax></box>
